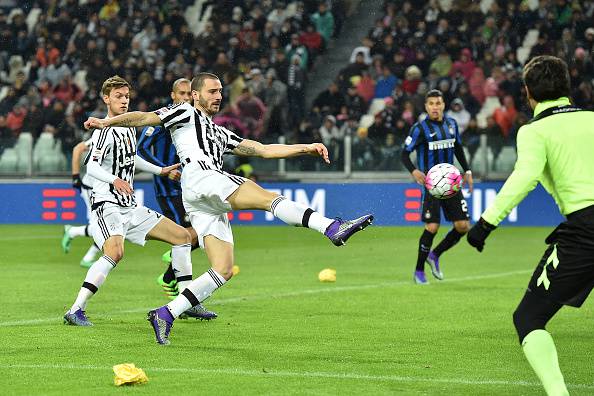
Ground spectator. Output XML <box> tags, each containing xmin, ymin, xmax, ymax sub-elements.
<box><xmin>6</xmin><ymin>104</ymin><xmax>26</xmax><ymax>135</ymax></box>
<box><xmin>402</xmin><ymin>65</ymin><xmax>422</xmax><ymax>95</ymax></box>
<box><xmin>367</xmin><ymin>113</ymin><xmax>390</xmax><ymax>145</ymax></box>
<box><xmin>262</xmin><ymin>69</ymin><xmax>288</xmax><ymax>138</ymax></box>
<box><xmin>312</xmin><ymin>81</ymin><xmax>345</xmax><ymax>115</ymax></box>
<box><xmin>355</xmin><ymin>70</ymin><xmax>375</xmax><ymax>103</ymax></box>
<box><xmin>311</xmin><ymin>3</ymin><xmax>334</xmax><ymax>44</ymax></box>
<box><xmin>286</xmin><ymin>54</ymin><xmax>306</xmax><ymax>127</ymax></box>
<box><xmin>374</xmin><ymin>66</ymin><xmax>397</xmax><ymax>99</ymax></box>
<box><xmin>285</xmin><ymin>33</ymin><xmax>308</xmax><ymax>70</ymax></box>
<box><xmin>318</xmin><ymin>115</ymin><xmax>341</xmax><ymax>146</ymax></box>
<box><xmin>344</xmin><ymin>84</ymin><xmax>368</xmax><ymax>121</ymax></box>
<box><xmin>429</xmin><ymin>48</ymin><xmax>453</xmax><ymax>77</ymax></box>
<box><xmin>376</xmin><ymin>133</ymin><xmax>401</xmax><ymax>170</ymax></box>
<box><xmin>449</xmin><ymin>48</ymin><xmax>476</xmax><ymax>82</ymax></box>
<box><xmin>299</xmin><ymin>23</ymin><xmax>324</xmax><ymax>58</ymax></box>
<box><xmin>446</xmin><ymin>98</ymin><xmax>471</xmax><ymax>134</ymax></box>
<box><xmin>234</xmin><ymin>87</ymin><xmax>267</xmax><ymax>139</ymax></box>
<box><xmin>492</xmin><ymin>95</ymin><xmax>517</xmax><ymax>140</ymax></box>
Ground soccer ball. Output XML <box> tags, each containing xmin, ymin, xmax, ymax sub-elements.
<box><xmin>424</xmin><ymin>163</ymin><xmax>463</xmax><ymax>199</ymax></box>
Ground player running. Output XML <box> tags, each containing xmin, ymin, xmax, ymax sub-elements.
<box><xmin>467</xmin><ymin>55</ymin><xmax>594</xmax><ymax>396</ymax></box>
<box><xmin>61</xmin><ymin>138</ymin><xmax>101</xmax><ymax>268</ymax></box>
<box><xmin>401</xmin><ymin>89</ymin><xmax>473</xmax><ymax>284</ymax></box>
<box><xmin>64</xmin><ymin>76</ymin><xmax>198</xmax><ymax>326</ymax></box>
<box><xmin>83</xmin><ymin>72</ymin><xmax>373</xmax><ymax>344</ymax></box>
<box><xmin>137</xmin><ymin>78</ymin><xmax>216</xmax><ymax>320</ymax></box>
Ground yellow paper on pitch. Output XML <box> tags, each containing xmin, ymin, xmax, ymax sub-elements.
<box><xmin>113</xmin><ymin>363</ymin><xmax>148</xmax><ymax>386</ymax></box>
<box><xmin>232</xmin><ymin>265</ymin><xmax>240</xmax><ymax>275</ymax></box>
<box><xmin>318</xmin><ymin>268</ymin><xmax>336</xmax><ymax>282</ymax></box>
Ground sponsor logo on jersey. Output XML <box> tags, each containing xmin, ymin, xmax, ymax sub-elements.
<box><xmin>428</xmin><ymin>138</ymin><xmax>455</xmax><ymax>150</ymax></box>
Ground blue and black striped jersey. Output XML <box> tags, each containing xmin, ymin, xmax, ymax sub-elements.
<box><xmin>137</xmin><ymin>125</ymin><xmax>181</xmax><ymax>197</ymax></box>
<box><xmin>403</xmin><ymin>116</ymin><xmax>462</xmax><ymax>173</ymax></box>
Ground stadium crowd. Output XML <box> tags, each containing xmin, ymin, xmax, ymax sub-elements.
<box><xmin>0</xmin><ymin>0</ymin><xmax>593</xmax><ymax>173</ymax></box>
<box><xmin>311</xmin><ymin>0</ymin><xmax>594</xmax><ymax>171</ymax></box>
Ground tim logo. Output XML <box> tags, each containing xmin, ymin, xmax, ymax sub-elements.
<box><xmin>265</xmin><ymin>189</ymin><xmax>326</xmax><ymax>221</ymax></box>
<box><xmin>41</xmin><ymin>189</ymin><xmax>77</xmax><ymax>221</ymax></box>
<box><xmin>465</xmin><ymin>188</ymin><xmax>517</xmax><ymax>222</ymax></box>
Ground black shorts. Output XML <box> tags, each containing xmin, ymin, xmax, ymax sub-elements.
<box><xmin>157</xmin><ymin>195</ymin><xmax>191</xmax><ymax>228</ymax></box>
<box><xmin>421</xmin><ymin>190</ymin><xmax>469</xmax><ymax>223</ymax></box>
<box><xmin>527</xmin><ymin>205</ymin><xmax>594</xmax><ymax>307</ymax></box>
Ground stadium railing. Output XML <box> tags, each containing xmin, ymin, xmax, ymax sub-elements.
<box><xmin>0</xmin><ymin>134</ymin><xmax>514</xmax><ymax>181</ymax></box>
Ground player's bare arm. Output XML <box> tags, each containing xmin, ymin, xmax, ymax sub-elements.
<box><xmin>71</xmin><ymin>142</ymin><xmax>89</xmax><ymax>175</ymax></box>
<box><xmin>233</xmin><ymin>139</ymin><xmax>330</xmax><ymax>163</ymax></box>
<box><xmin>84</xmin><ymin>112</ymin><xmax>161</xmax><ymax>130</ymax></box>
<box><xmin>463</xmin><ymin>171</ymin><xmax>474</xmax><ymax>193</ymax></box>
<box><xmin>412</xmin><ymin>169</ymin><xmax>426</xmax><ymax>185</ymax></box>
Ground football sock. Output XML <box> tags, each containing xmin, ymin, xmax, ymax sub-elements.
<box><xmin>522</xmin><ymin>330</ymin><xmax>569</xmax><ymax>396</ymax></box>
<box><xmin>68</xmin><ymin>225</ymin><xmax>88</xmax><ymax>238</ymax></box>
<box><xmin>270</xmin><ymin>196</ymin><xmax>333</xmax><ymax>233</ymax></box>
<box><xmin>432</xmin><ymin>228</ymin><xmax>464</xmax><ymax>257</ymax></box>
<box><xmin>82</xmin><ymin>243</ymin><xmax>101</xmax><ymax>262</ymax></box>
<box><xmin>162</xmin><ymin>264</ymin><xmax>176</xmax><ymax>284</ymax></box>
<box><xmin>171</xmin><ymin>243</ymin><xmax>192</xmax><ymax>292</ymax></box>
<box><xmin>167</xmin><ymin>268</ymin><xmax>226</xmax><ymax>318</ymax></box>
<box><xmin>70</xmin><ymin>255</ymin><xmax>116</xmax><ymax>312</ymax></box>
<box><xmin>416</xmin><ymin>229</ymin><xmax>435</xmax><ymax>271</ymax></box>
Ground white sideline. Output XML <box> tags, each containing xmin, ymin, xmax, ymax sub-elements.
<box><xmin>0</xmin><ymin>363</ymin><xmax>592</xmax><ymax>390</ymax></box>
<box><xmin>0</xmin><ymin>270</ymin><xmax>531</xmax><ymax>327</ymax></box>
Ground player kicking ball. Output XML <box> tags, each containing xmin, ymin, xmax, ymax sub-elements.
<box><xmin>64</xmin><ymin>76</ymin><xmax>204</xmax><ymax>326</ymax></box>
<box><xmin>83</xmin><ymin>72</ymin><xmax>373</xmax><ymax>344</ymax></box>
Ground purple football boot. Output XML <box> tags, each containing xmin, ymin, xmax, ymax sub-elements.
<box><xmin>147</xmin><ymin>306</ymin><xmax>174</xmax><ymax>345</ymax></box>
<box><xmin>63</xmin><ymin>308</ymin><xmax>93</xmax><ymax>326</ymax></box>
<box><xmin>324</xmin><ymin>214</ymin><xmax>374</xmax><ymax>246</ymax></box>
<box><xmin>414</xmin><ymin>270</ymin><xmax>429</xmax><ymax>285</ymax></box>
<box><xmin>426</xmin><ymin>251</ymin><xmax>444</xmax><ymax>280</ymax></box>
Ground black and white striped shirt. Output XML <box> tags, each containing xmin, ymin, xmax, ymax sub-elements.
<box><xmin>86</xmin><ymin>126</ymin><xmax>137</xmax><ymax>208</ymax></box>
<box><xmin>154</xmin><ymin>102</ymin><xmax>244</xmax><ymax>170</ymax></box>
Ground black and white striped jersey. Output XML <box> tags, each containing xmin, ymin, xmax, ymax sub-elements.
<box><xmin>86</xmin><ymin>126</ymin><xmax>137</xmax><ymax>208</ymax></box>
<box><xmin>154</xmin><ymin>102</ymin><xmax>244</xmax><ymax>170</ymax></box>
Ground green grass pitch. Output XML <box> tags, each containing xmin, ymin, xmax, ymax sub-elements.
<box><xmin>0</xmin><ymin>225</ymin><xmax>592</xmax><ymax>395</ymax></box>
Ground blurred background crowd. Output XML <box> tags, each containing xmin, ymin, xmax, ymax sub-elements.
<box><xmin>0</xmin><ymin>0</ymin><xmax>592</xmax><ymax>175</ymax></box>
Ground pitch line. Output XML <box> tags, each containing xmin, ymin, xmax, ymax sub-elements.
<box><xmin>0</xmin><ymin>270</ymin><xmax>531</xmax><ymax>327</ymax></box>
<box><xmin>0</xmin><ymin>363</ymin><xmax>592</xmax><ymax>390</ymax></box>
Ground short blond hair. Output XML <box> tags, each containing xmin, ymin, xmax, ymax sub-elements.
<box><xmin>101</xmin><ymin>75</ymin><xmax>131</xmax><ymax>96</ymax></box>
<box><xmin>172</xmin><ymin>78</ymin><xmax>191</xmax><ymax>93</ymax></box>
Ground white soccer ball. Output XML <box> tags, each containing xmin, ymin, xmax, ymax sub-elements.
<box><xmin>424</xmin><ymin>163</ymin><xmax>463</xmax><ymax>199</ymax></box>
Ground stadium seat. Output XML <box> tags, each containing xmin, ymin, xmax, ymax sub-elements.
<box><xmin>494</xmin><ymin>146</ymin><xmax>517</xmax><ymax>172</ymax></box>
<box><xmin>0</xmin><ymin>148</ymin><xmax>18</xmax><ymax>173</ymax></box>
<box><xmin>471</xmin><ymin>148</ymin><xmax>494</xmax><ymax>175</ymax></box>
<box><xmin>33</xmin><ymin>132</ymin><xmax>67</xmax><ymax>173</ymax></box>
<box><xmin>15</xmin><ymin>132</ymin><xmax>33</xmax><ymax>173</ymax></box>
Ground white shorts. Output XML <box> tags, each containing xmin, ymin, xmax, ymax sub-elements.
<box><xmin>181</xmin><ymin>165</ymin><xmax>246</xmax><ymax>246</ymax></box>
<box><xmin>91</xmin><ymin>202</ymin><xmax>163</xmax><ymax>249</ymax></box>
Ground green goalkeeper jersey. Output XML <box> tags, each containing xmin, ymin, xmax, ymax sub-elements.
<box><xmin>483</xmin><ymin>97</ymin><xmax>594</xmax><ymax>225</ymax></box>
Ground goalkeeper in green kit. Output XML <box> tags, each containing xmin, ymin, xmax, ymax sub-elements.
<box><xmin>467</xmin><ymin>55</ymin><xmax>594</xmax><ymax>396</ymax></box>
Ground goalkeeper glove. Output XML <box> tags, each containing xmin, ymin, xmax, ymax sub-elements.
<box><xmin>467</xmin><ymin>217</ymin><xmax>496</xmax><ymax>252</ymax></box>
<box><xmin>72</xmin><ymin>174</ymin><xmax>82</xmax><ymax>192</ymax></box>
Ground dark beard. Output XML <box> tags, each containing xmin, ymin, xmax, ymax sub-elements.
<box><xmin>198</xmin><ymin>97</ymin><xmax>215</xmax><ymax>116</ymax></box>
